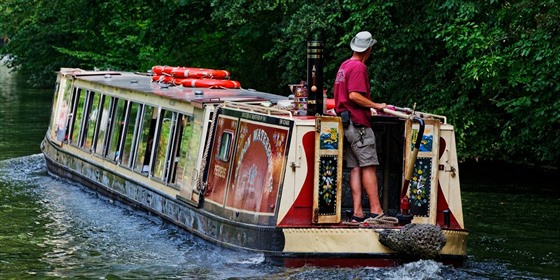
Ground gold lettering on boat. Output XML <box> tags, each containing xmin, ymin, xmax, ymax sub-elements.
<box><xmin>214</xmin><ymin>165</ymin><xmax>227</xmax><ymax>179</ymax></box>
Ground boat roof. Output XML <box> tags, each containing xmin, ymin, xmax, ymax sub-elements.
<box><xmin>62</xmin><ymin>69</ymin><xmax>289</xmax><ymax>107</ymax></box>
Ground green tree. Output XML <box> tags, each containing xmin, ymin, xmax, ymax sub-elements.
<box><xmin>432</xmin><ymin>0</ymin><xmax>559</xmax><ymax>164</ymax></box>
<box><xmin>0</xmin><ymin>0</ymin><xmax>84</xmax><ymax>86</ymax></box>
<box><xmin>1</xmin><ymin>0</ymin><xmax>558</xmax><ymax>166</ymax></box>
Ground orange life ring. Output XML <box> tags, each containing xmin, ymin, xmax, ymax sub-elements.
<box><xmin>152</xmin><ymin>76</ymin><xmax>241</xmax><ymax>89</ymax></box>
<box><xmin>151</xmin><ymin>66</ymin><xmax>167</xmax><ymax>75</ymax></box>
<box><xmin>151</xmin><ymin>75</ymin><xmax>174</xmax><ymax>84</ymax></box>
<box><xmin>151</xmin><ymin>66</ymin><xmax>230</xmax><ymax>79</ymax></box>
<box><xmin>177</xmin><ymin>78</ymin><xmax>241</xmax><ymax>89</ymax></box>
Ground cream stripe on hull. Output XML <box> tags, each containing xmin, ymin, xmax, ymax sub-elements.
<box><xmin>282</xmin><ymin>228</ymin><xmax>467</xmax><ymax>256</ymax></box>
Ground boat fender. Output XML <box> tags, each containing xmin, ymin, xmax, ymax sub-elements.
<box><xmin>378</xmin><ymin>223</ymin><xmax>447</xmax><ymax>259</ymax></box>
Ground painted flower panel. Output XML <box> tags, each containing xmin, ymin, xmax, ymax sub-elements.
<box><xmin>317</xmin><ymin>155</ymin><xmax>338</xmax><ymax>215</ymax></box>
<box><xmin>409</xmin><ymin>157</ymin><xmax>432</xmax><ymax>216</ymax></box>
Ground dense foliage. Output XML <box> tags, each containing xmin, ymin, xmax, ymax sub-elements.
<box><xmin>1</xmin><ymin>0</ymin><xmax>558</xmax><ymax>167</ymax></box>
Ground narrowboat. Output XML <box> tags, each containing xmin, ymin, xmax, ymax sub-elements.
<box><xmin>41</xmin><ymin>44</ymin><xmax>467</xmax><ymax>267</ymax></box>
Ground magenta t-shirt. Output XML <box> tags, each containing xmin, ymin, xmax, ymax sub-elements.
<box><xmin>333</xmin><ymin>59</ymin><xmax>371</xmax><ymax>127</ymax></box>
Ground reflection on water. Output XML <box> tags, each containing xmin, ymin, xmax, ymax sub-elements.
<box><xmin>1</xmin><ymin>155</ymin><xmax>555</xmax><ymax>279</ymax></box>
<box><xmin>0</xmin><ymin>62</ymin><xmax>52</xmax><ymax>160</ymax></box>
<box><xmin>463</xmin><ymin>191</ymin><xmax>559</xmax><ymax>279</ymax></box>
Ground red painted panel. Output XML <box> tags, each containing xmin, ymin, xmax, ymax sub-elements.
<box><xmin>436</xmin><ymin>135</ymin><xmax>462</xmax><ymax>229</ymax></box>
<box><xmin>279</xmin><ymin>255</ymin><xmax>465</xmax><ymax>268</ymax></box>
<box><xmin>436</xmin><ymin>182</ymin><xmax>461</xmax><ymax>229</ymax></box>
<box><xmin>225</xmin><ymin>120</ymin><xmax>289</xmax><ymax>213</ymax></box>
<box><xmin>282</xmin><ymin>257</ymin><xmax>400</xmax><ymax>268</ymax></box>
<box><xmin>439</xmin><ymin>136</ymin><xmax>447</xmax><ymax>158</ymax></box>
<box><xmin>206</xmin><ymin>117</ymin><xmax>239</xmax><ymax>204</ymax></box>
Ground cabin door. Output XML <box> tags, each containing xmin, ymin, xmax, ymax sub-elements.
<box><xmin>312</xmin><ymin>116</ymin><xmax>343</xmax><ymax>224</ymax></box>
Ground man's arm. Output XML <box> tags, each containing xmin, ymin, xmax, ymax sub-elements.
<box><xmin>349</xmin><ymin>91</ymin><xmax>386</xmax><ymax>110</ymax></box>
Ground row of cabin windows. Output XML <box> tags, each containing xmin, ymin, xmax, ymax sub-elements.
<box><xmin>59</xmin><ymin>87</ymin><xmax>199</xmax><ymax>190</ymax></box>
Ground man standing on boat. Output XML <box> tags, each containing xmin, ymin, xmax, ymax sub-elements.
<box><xmin>334</xmin><ymin>31</ymin><xmax>386</xmax><ymax>222</ymax></box>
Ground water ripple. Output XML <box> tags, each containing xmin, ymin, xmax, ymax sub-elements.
<box><xmin>0</xmin><ymin>155</ymin><xmax>553</xmax><ymax>279</ymax></box>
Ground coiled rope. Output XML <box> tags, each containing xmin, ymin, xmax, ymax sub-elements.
<box><xmin>361</xmin><ymin>214</ymin><xmax>400</xmax><ymax>228</ymax></box>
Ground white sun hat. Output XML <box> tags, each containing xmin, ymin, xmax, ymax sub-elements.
<box><xmin>350</xmin><ymin>31</ymin><xmax>377</xmax><ymax>52</ymax></box>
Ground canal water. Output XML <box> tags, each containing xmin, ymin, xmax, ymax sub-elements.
<box><xmin>1</xmin><ymin>63</ymin><xmax>558</xmax><ymax>279</ymax></box>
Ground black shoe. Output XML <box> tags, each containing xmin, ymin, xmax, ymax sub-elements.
<box><xmin>368</xmin><ymin>213</ymin><xmax>383</xmax><ymax>219</ymax></box>
<box><xmin>351</xmin><ymin>215</ymin><xmax>367</xmax><ymax>222</ymax></box>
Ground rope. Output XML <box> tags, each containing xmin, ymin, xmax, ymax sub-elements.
<box><xmin>341</xmin><ymin>214</ymin><xmax>400</xmax><ymax>228</ymax></box>
<box><xmin>193</xmin><ymin>103</ymin><xmax>223</xmax><ymax>194</ymax></box>
<box><xmin>362</xmin><ymin>214</ymin><xmax>399</xmax><ymax>228</ymax></box>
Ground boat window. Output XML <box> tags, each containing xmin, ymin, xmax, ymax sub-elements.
<box><xmin>50</xmin><ymin>79</ymin><xmax>74</xmax><ymax>142</ymax></box>
<box><xmin>69</xmin><ymin>88</ymin><xmax>88</xmax><ymax>146</ymax></box>
<box><xmin>83</xmin><ymin>92</ymin><xmax>101</xmax><ymax>151</ymax></box>
<box><xmin>61</xmin><ymin>88</ymin><xmax>73</xmax><ymax>141</ymax></box>
<box><xmin>106</xmin><ymin>98</ymin><xmax>127</xmax><ymax>162</ymax></box>
<box><xmin>94</xmin><ymin>95</ymin><xmax>111</xmax><ymax>155</ymax></box>
<box><xmin>65</xmin><ymin>87</ymin><xmax>79</xmax><ymax>143</ymax></box>
<box><xmin>153</xmin><ymin>109</ymin><xmax>176</xmax><ymax>181</ymax></box>
<box><xmin>174</xmin><ymin>114</ymin><xmax>197</xmax><ymax>188</ymax></box>
<box><xmin>166</xmin><ymin>113</ymin><xmax>186</xmax><ymax>185</ymax></box>
<box><xmin>121</xmin><ymin>102</ymin><xmax>141</xmax><ymax>167</ymax></box>
<box><xmin>134</xmin><ymin>105</ymin><xmax>157</xmax><ymax>174</ymax></box>
<box><xmin>49</xmin><ymin>84</ymin><xmax>61</xmax><ymax>140</ymax></box>
<box><xmin>49</xmin><ymin>83</ymin><xmax>61</xmax><ymax>138</ymax></box>
<box><xmin>218</xmin><ymin>132</ymin><xmax>233</xmax><ymax>161</ymax></box>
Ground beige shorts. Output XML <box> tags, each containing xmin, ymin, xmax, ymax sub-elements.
<box><xmin>344</xmin><ymin>123</ymin><xmax>379</xmax><ymax>168</ymax></box>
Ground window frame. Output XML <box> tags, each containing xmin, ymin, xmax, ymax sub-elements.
<box><xmin>217</xmin><ymin>131</ymin><xmax>234</xmax><ymax>162</ymax></box>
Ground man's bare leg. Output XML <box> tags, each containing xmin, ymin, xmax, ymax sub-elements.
<box><xmin>362</xmin><ymin>165</ymin><xmax>383</xmax><ymax>215</ymax></box>
<box><xmin>350</xmin><ymin>166</ymin><xmax>364</xmax><ymax>218</ymax></box>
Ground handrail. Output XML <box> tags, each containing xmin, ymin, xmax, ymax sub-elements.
<box><xmin>380</xmin><ymin>107</ymin><xmax>411</xmax><ymax>119</ymax></box>
<box><xmin>223</xmin><ymin>101</ymin><xmax>293</xmax><ymax>117</ymax></box>
<box><xmin>390</xmin><ymin>106</ymin><xmax>447</xmax><ymax>124</ymax></box>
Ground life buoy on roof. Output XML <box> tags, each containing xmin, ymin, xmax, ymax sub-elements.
<box><xmin>152</xmin><ymin>75</ymin><xmax>174</xmax><ymax>84</ymax></box>
<box><xmin>177</xmin><ymin>78</ymin><xmax>241</xmax><ymax>89</ymax></box>
<box><xmin>152</xmin><ymin>66</ymin><xmax>230</xmax><ymax>79</ymax></box>
<box><xmin>152</xmin><ymin>75</ymin><xmax>241</xmax><ymax>89</ymax></box>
